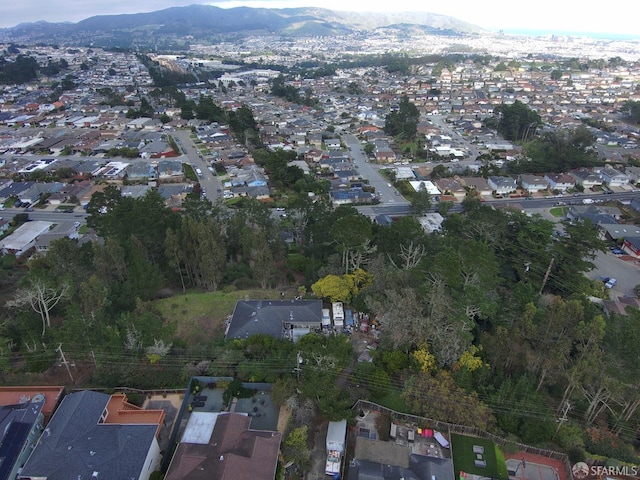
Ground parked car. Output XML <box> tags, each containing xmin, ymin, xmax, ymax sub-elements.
<box><xmin>612</xmin><ymin>248</ymin><xmax>625</xmax><ymax>255</ymax></box>
<box><xmin>605</xmin><ymin>278</ymin><xmax>618</xmax><ymax>289</ymax></box>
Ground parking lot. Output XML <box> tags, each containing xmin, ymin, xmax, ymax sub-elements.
<box><xmin>587</xmin><ymin>250</ymin><xmax>640</xmax><ymax>297</ymax></box>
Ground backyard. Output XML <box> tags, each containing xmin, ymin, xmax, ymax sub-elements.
<box><xmin>154</xmin><ymin>288</ymin><xmax>284</xmax><ymax>345</ymax></box>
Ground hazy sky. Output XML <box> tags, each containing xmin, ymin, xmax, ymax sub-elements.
<box><xmin>2</xmin><ymin>0</ymin><xmax>638</xmax><ymax>36</ymax></box>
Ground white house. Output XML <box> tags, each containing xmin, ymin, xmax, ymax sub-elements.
<box><xmin>488</xmin><ymin>176</ymin><xmax>517</xmax><ymax>195</ymax></box>
<box><xmin>519</xmin><ymin>174</ymin><xmax>548</xmax><ymax>193</ymax></box>
<box><xmin>544</xmin><ymin>173</ymin><xmax>575</xmax><ymax>192</ymax></box>
<box><xmin>0</xmin><ymin>221</ymin><xmax>53</xmax><ymax>257</ymax></box>
<box><xmin>599</xmin><ymin>166</ymin><xmax>630</xmax><ymax>187</ymax></box>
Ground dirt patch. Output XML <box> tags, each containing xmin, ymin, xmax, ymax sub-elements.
<box><xmin>277</xmin><ymin>405</ymin><xmax>292</xmax><ymax>435</ymax></box>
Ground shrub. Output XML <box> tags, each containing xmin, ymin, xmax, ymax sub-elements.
<box><xmin>584</xmin><ymin>427</ymin><xmax>638</xmax><ymax>464</ymax></box>
<box><xmin>568</xmin><ymin>446</ymin><xmax>586</xmax><ymax>464</ymax></box>
<box><xmin>375</xmin><ymin>413</ymin><xmax>392</xmax><ymax>441</ymax></box>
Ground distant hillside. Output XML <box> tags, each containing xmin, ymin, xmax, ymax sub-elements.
<box><xmin>0</xmin><ymin>5</ymin><xmax>484</xmax><ymax>46</ymax></box>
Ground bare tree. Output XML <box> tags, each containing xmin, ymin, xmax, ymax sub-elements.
<box><xmin>6</xmin><ymin>280</ymin><xmax>69</xmax><ymax>336</ymax></box>
<box><xmin>388</xmin><ymin>241</ymin><xmax>426</xmax><ymax>270</ymax></box>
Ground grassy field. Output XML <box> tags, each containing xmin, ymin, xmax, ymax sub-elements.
<box><xmin>154</xmin><ymin>289</ymin><xmax>284</xmax><ymax>345</ymax></box>
<box><xmin>376</xmin><ymin>387</ymin><xmax>411</xmax><ymax>413</ymax></box>
<box><xmin>549</xmin><ymin>206</ymin><xmax>568</xmax><ymax>217</ymax></box>
<box><xmin>451</xmin><ymin>433</ymin><xmax>508</xmax><ymax>479</ymax></box>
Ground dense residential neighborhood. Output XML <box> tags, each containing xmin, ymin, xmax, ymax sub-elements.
<box><xmin>0</xmin><ymin>9</ymin><xmax>640</xmax><ymax>480</ymax></box>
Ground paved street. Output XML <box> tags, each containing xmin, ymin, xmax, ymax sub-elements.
<box><xmin>171</xmin><ymin>130</ymin><xmax>223</xmax><ymax>202</ymax></box>
<box><xmin>343</xmin><ymin>133</ymin><xmax>409</xmax><ymax>206</ymax></box>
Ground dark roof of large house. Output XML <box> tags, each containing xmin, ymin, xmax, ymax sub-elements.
<box><xmin>0</xmin><ymin>398</ymin><xmax>44</xmax><ymax>480</ymax></box>
<box><xmin>19</xmin><ymin>390</ymin><xmax>157</xmax><ymax>480</ymax></box>
<box><xmin>351</xmin><ymin>437</ymin><xmax>454</xmax><ymax>480</ymax></box>
<box><xmin>349</xmin><ymin>455</ymin><xmax>454</xmax><ymax>480</ymax></box>
<box><xmin>165</xmin><ymin>412</ymin><xmax>281</xmax><ymax>480</ymax></box>
<box><xmin>226</xmin><ymin>299</ymin><xmax>322</xmax><ymax>340</ymax></box>
<box><xmin>0</xmin><ymin>181</ymin><xmax>35</xmax><ymax>199</ymax></box>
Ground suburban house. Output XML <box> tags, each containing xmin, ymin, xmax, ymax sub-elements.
<box><xmin>121</xmin><ymin>185</ymin><xmax>152</xmax><ymax>199</ymax></box>
<box><xmin>47</xmin><ymin>180</ymin><xmax>93</xmax><ymax>206</ymax></box>
<box><xmin>19</xmin><ymin>183</ymin><xmax>62</xmax><ymax>205</ymax></box>
<box><xmin>596</xmin><ymin>224</ymin><xmax>640</xmax><ymax>241</ymax></box>
<box><xmin>625</xmin><ymin>166</ymin><xmax>640</xmax><ymax>183</ymax></box>
<box><xmin>324</xmin><ymin>138</ymin><xmax>341</xmax><ymax>150</ymax></box>
<box><xmin>622</xmin><ymin>237</ymin><xmax>640</xmax><ymax>257</ymax></box>
<box><xmin>158</xmin><ymin>184</ymin><xmax>192</xmax><ymax>209</ymax></box>
<box><xmin>126</xmin><ymin>117</ymin><xmax>154</xmax><ymax>130</ymax></box>
<box><xmin>349</xmin><ymin>416</ymin><xmax>454</xmax><ymax>480</ymax></box>
<box><xmin>164</xmin><ymin>412</ymin><xmax>281</xmax><ymax>480</ymax></box>
<box><xmin>0</xmin><ymin>396</ymin><xmax>46</xmax><ymax>480</ymax></box>
<box><xmin>567</xmin><ymin>205</ymin><xmax>622</xmax><ymax>224</ymax></box>
<box><xmin>488</xmin><ymin>176</ymin><xmax>517</xmax><ymax>195</ymax></box>
<box><xmin>95</xmin><ymin>161</ymin><xmax>129</xmax><ymax>179</ymax></box>
<box><xmin>434</xmin><ymin>178</ymin><xmax>466</xmax><ymax>201</ymax></box>
<box><xmin>34</xmin><ymin>221</ymin><xmax>81</xmax><ymax>253</ymax></box>
<box><xmin>139</xmin><ymin>139</ymin><xmax>175</xmax><ymax>158</ymax></box>
<box><xmin>231</xmin><ymin>185</ymin><xmax>271</xmax><ymax>200</ymax></box>
<box><xmin>0</xmin><ymin>181</ymin><xmax>35</xmax><ymax>204</ymax></box>
<box><xmin>395</xmin><ymin>166</ymin><xmax>416</xmax><ymax>181</ymax></box>
<box><xmin>329</xmin><ymin>189</ymin><xmax>376</xmax><ymax>206</ymax></box>
<box><xmin>461</xmin><ymin>177</ymin><xmax>492</xmax><ymax>197</ymax></box>
<box><xmin>408</xmin><ymin>180</ymin><xmax>440</xmax><ymax>195</ymax></box>
<box><xmin>19</xmin><ymin>391</ymin><xmax>165</xmax><ymax>480</ymax></box>
<box><xmin>226</xmin><ymin>299</ymin><xmax>323</xmax><ymax>342</ymax></box>
<box><xmin>544</xmin><ymin>173</ymin><xmax>575</xmax><ymax>192</ymax></box>
<box><xmin>126</xmin><ymin>161</ymin><xmax>157</xmax><ymax>181</ymax></box>
<box><xmin>230</xmin><ymin>167</ymin><xmax>268</xmax><ymax>187</ymax></box>
<box><xmin>288</xmin><ymin>160</ymin><xmax>311</xmax><ymax>174</ymax></box>
<box><xmin>304</xmin><ymin>148</ymin><xmax>325</xmax><ymax>163</ymax></box>
<box><xmin>570</xmin><ymin>169</ymin><xmax>603</xmax><ymax>189</ymax></box>
<box><xmin>157</xmin><ymin>160</ymin><xmax>184</xmax><ymax>181</ymax></box>
<box><xmin>418</xmin><ymin>213</ymin><xmax>445</xmax><ymax>233</ymax></box>
<box><xmin>0</xmin><ymin>221</ymin><xmax>53</xmax><ymax>257</ymax></box>
<box><xmin>0</xmin><ymin>386</ymin><xmax>64</xmax><ymax>425</ymax></box>
<box><xmin>519</xmin><ymin>174</ymin><xmax>548</xmax><ymax>193</ymax></box>
<box><xmin>599</xmin><ymin>166</ymin><xmax>630</xmax><ymax>187</ymax></box>
<box><xmin>0</xmin><ymin>386</ymin><xmax>64</xmax><ymax>480</ymax></box>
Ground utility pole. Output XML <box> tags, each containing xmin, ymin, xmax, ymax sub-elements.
<box><xmin>56</xmin><ymin>343</ymin><xmax>74</xmax><ymax>383</ymax></box>
<box><xmin>539</xmin><ymin>257</ymin><xmax>555</xmax><ymax>295</ymax></box>
<box><xmin>295</xmin><ymin>351</ymin><xmax>303</xmax><ymax>382</ymax></box>
<box><xmin>553</xmin><ymin>401</ymin><xmax>571</xmax><ymax>439</ymax></box>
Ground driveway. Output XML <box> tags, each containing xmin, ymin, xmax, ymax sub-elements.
<box><xmin>588</xmin><ymin>250</ymin><xmax>640</xmax><ymax>297</ymax></box>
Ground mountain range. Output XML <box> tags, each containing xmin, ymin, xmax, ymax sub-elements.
<box><xmin>0</xmin><ymin>5</ymin><xmax>483</xmax><ymax>47</ymax></box>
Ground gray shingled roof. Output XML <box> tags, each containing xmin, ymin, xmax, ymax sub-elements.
<box><xmin>20</xmin><ymin>390</ymin><xmax>157</xmax><ymax>480</ymax></box>
<box><xmin>226</xmin><ymin>300</ymin><xmax>322</xmax><ymax>340</ymax></box>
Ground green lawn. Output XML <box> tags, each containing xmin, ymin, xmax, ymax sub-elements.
<box><xmin>549</xmin><ymin>206</ymin><xmax>568</xmax><ymax>217</ymax></box>
<box><xmin>376</xmin><ymin>388</ymin><xmax>411</xmax><ymax>413</ymax></box>
<box><xmin>451</xmin><ymin>433</ymin><xmax>508</xmax><ymax>479</ymax></box>
<box><xmin>154</xmin><ymin>289</ymin><xmax>283</xmax><ymax>345</ymax></box>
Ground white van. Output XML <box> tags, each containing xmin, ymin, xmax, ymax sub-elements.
<box><xmin>322</xmin><ymin>309</ymin><xmax>331</xmax><ymax>328</ymax></box>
